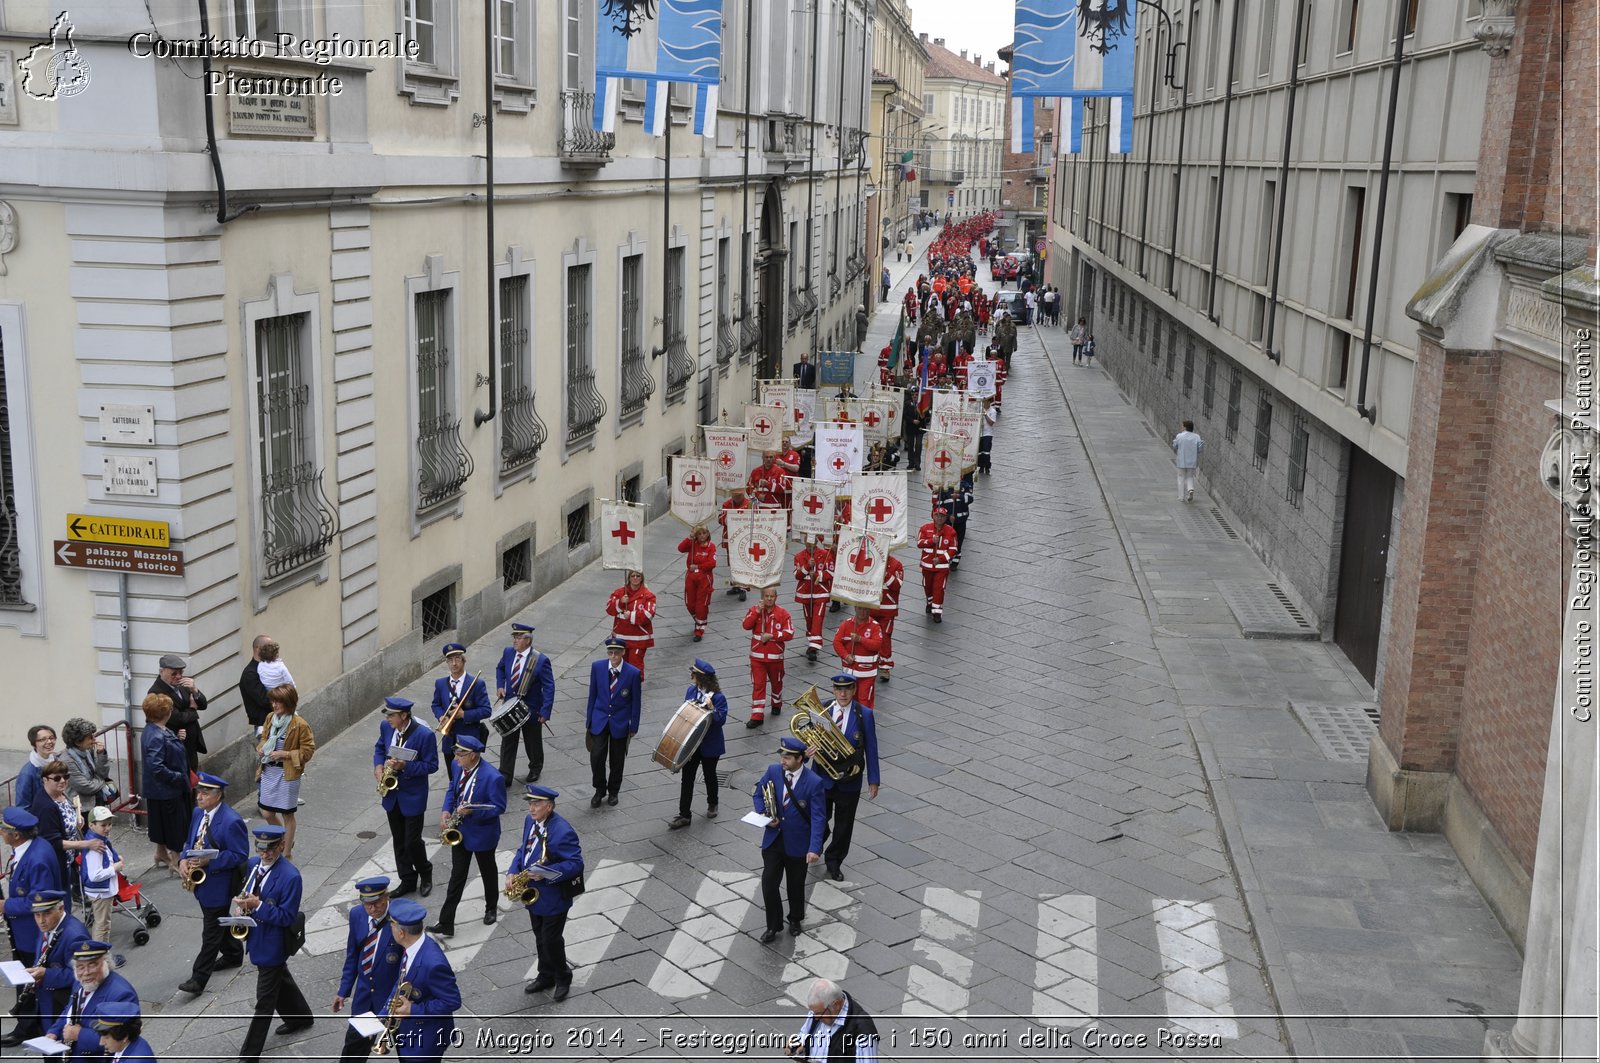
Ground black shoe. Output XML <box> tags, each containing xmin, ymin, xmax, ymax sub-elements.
<box><xmin>737</xmin><ymin>590</ymin><xmax>747</xmax><ymax>601</ymax></box>
<box><xmin>829</xmin><ymin>601</ymin><xmax>841</xmax><ymax>613</ymax></box>
<box><xmin>426</xmin><ymin>923</ymin><xmax>453</xmax><ymax>937</ymax></box>
<box><xmin>759</xmin><ymin>928</ymin><xmax>781</xmax><ymax>944</ymax></box>
<box><xmin>177</xmin><ymin>979</ymin><xmax>205</xmax><ymax>995</ymax></box>
<box><xmin>745</xmin><ymin>716</ymin><xmax>764</xmax><ymax>729</ymax></box>
<box><xmin>828</xmin><ymin>866</ymin><xmax>844</xmax><ymax>882</ymax></box>
<box><xmin>524</xmin><ymin>770</ymin><xmax>539</xmax><ymax>783</ymax></box>
<box><xmin>275</xmin><ymin>1021</ymin><xmax>314</xmax><ymax>1036</ymax></box>
<box><xmin>419</xmin><ymin>880</ymin><xmax>433</xmax><ymax>898</ymax></box>
<box><xmin>693</xmin><ymin>632</ymin><xmax>702</xmax><ymax>642</ymax></box>
<box><xmin>933</xmin><ymin>614</ymin><xmax>943</xmax><ymax>623</ymax></box>
<box><xmin>705</xmin><ymin>805</ymin><xmax>718</xmax><ymax>818</ymax></box>
<box><xmin>878</xmin><ymin>672</ymin><xmax>890</xmax><ymax>684</ymax></box>
<box><xmin>484</xmin><ymin>909</ymin><xmax>498</xmax><ymax>925</ymax></box>
<box><xmin>391</xmin><ymin>882</ymin><xmax>417</xmax><ymax>899</ymax></box>
<box><xmin>590</xmin><ymin>792</ymin><xmax>604</xmax><ymax>808</ymax></box>
<box><xmin>806</xmin><ymin>647</ymin><xmax>818</xmax><ymax>662</ymax></box>
<box><xmin>669</xmin><ymin>816</ymin><xmax>691</xmax><ymax>830</ymax></box>
<box><xmin>725</xmin><ymin>587</ymin><xmax>741</xmax><ymax>596</ymax></box>
<box><xmin>606</xmin><ymin>794</ymin><xmax>618</xmax><ymax>807</ymax></box>
<box><xmin>788</xmin><ymin>921</ymin><xmax>803</xmax><ymax>936</ymax></box>
<box><xmin>552</xmin><ymin>982</ymin><xmax>571</xmax><ymax>1002</ymax></box>
<box><xmin>214</xmin><ymin>957</ymin><xmax>243</xmax><ymax>971</ymax></box>
<box><xmin>525</xmin><ymin>976</ymin><xmax>555</xmax><ymax>994</ymax></box>
<box><xmin>1</xmin><ymin>1030</ymin><xmax>28</xmax><ymax>1047</ymax></box>
<box><xmin>925</xmin><ymin>603</ymin><xmax>933</xmax><ymax>614</ymax></box>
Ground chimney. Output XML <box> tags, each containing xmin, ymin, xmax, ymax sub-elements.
<box><xmin>919</xmin><ymin>31</ymin><xmax>928</xmax><ymax>42</ymax></box>
<box><xmin>934</xmin><ymin>37</ymin><xmax>945</xmax><ymax>47</ymax></box>
<box><xmin>975</xmin><ymin>55</ymin><xmax>983</xmax><ymax>68</ymax></box>
<box><xmin>985</xmin><ymin>62</ymin><xmax>995</xmax><ymax>73</ymax></box>
<box><xmin>959</xmin><ymin>49</ymin><xmax>967</xmax><ymax>61</ymax></box>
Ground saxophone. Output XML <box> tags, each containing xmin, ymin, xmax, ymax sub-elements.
<box><xmin>502</xmin><ymin>869</ymin><xmax>539</xmax><ymax>906</ymax></box>
<box><xmin>181</xmin><ymin>864</ymin><xmax>206</xmax><ymax>892</ymax></box>
<box><xmin>372</xmin><ymin>981</ymin><xmax>418</xmax><ymax>1056</ymax></box>
<box><xmin>377</xmin><ymin>762</ymin><xmax>400</xmax><ymax>797</ymax></box>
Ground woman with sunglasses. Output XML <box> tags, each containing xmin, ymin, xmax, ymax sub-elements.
<box><xmin>28</xmin><ymin>759</ymin><xmax>108</xmax><ymax>887</ymax></box>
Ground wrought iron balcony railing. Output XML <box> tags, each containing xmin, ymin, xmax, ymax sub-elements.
<box><xmin>828</xmin><ymin>271</ymin><xmax>841</xmax><ymax>301</ymax></box>
<box><xmin>566</xmin><ymin>366</ymin><xmax>607</xmax><ymax>444</ymax></box>
<box><xmin>740</xmin><ymin>304</ymin><xmax>761</xmax><ymax>356</ymax></box>
<box><xmin>558</xmin><ymin>90</ymin><xmax>616</xmax><ymax>164</ymax></box>
<box><xmin>417</xmin><ymin>414</ymin><xmax>475</xmax><ymax>509</ymax></box>
<box><xmin>716</xmin><ymin>314</ymin><xmax>736</xmax><ymax>367</ymax></box>
<box><xmin>499</xmin><ymin>383</ymin><xmax>548</xmax><ymax>472</ymax></box>
<box><xmin>260</xmin><ymin>461</ymin><xmax>338</xmax><ymax>580</ymax></box>
<box><xmin>664</xmin><ymin>332</ymin><xmax>694</xmax><ymax>401</ymax></box>
<box><xmin>620</xmin><ymin>344</ymin><xmax>656</xmax><ymax>417</ymax></box>
<box><xmin>800</xmin><ymin>287</ymin><xmax>819</xmax><ymax>317</ymax></box>
<box><xmin>786</xmin><ymin>290</ymin><xmax>803</xmax><ymax>331</ymax></box>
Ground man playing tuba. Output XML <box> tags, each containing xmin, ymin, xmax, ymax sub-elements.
<box><xmin>810</xmin><ymin>676</ymin><xmax>882</xmax><ymax>883</ymax></box>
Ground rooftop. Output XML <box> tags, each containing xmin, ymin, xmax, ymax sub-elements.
<box><xmin>919</xmin><ymin>36</ymin><xmax>1007</xmax><ymax>85</ymax></box>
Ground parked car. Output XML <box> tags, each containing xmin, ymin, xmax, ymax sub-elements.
<box><xmin>994</xmin><ymin>290</ymin><xmax>1027</xmax><ymax>320</ymax></box>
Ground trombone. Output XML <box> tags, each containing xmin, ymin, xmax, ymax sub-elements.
<box><xmin>438</xmin><ymin>675</ymin><xmax>481</xmax><ymax>737</ymax></box>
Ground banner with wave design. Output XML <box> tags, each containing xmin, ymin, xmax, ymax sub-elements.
<box><xmin>595</xmin><ymin>0</ymin><xmax>722</xmax><ymax>138</ymax></box>
<box><xmin>1011</xmin><ymin>0</ymin><xmax>1137</xmax><ymax>153</ymax></box>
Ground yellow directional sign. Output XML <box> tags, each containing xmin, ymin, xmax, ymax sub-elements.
<box><xmin>66</xmin><ymin>513</ymin><xmax>171</xmax><ymax>549</ymax></box>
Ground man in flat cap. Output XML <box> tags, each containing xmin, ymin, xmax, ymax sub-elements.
<box><xmin>149</xmin><ymin>653</ymin><xmax>208</xmax><ymax>771</ymax></box>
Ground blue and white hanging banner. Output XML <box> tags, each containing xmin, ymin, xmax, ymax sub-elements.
<box><xmin>595</xmin><ymin>0</ymin><xmax>723</xmax><ymax>138</ymax></box>
<box><xmin>1055</xmin><ymin>93</ymin><xmax>1133</xmax><ymax>155</ymax></box>
<box><xmin>1010</xmin><ymin>0</ymin><xmax>1137</xmax><ymax>153</ymax></box>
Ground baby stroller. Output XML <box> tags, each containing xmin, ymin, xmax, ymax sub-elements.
<box><xmin>112</xmin><ymin>869</ymin><xmax>161</xmax><ymax>945</ymax></box>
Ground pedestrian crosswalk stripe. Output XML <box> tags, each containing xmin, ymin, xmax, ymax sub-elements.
<box><xmin>648</xmin><ymin>870</ymin><xmax>750</xmax><ymax>999</ymax></box>
<box><xmin>1032</xmin><ymin>893</ymin><xmax>1099</xmax><ymax>1025</ymax></box>
<box><xmin>528</xmin><ymin>858</ymin><xmax>653</xmax><ymax>987</ymax></box>
<box><xmin>1153</xmin><ymin>899</ymin><xmax>1239</xmax><ymax>1040</ymax></box>
<box><xmin>901</xmin><ymin>887</ymin><xmax>981</xmax><ymax>1016</ymax></box>
<box><xmin>781</xmin><ymin>880</ymin><xmax>858</xmax><ymax>999</ymax></box>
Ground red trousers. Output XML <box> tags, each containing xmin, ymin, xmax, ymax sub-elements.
<box><xmin>921</xmin><ymin>569</ymin><xmax>948</xmax><ymax>615</ymax></box>
<box><xmin>684</xmin><ymin>573</ymin><xmax>712</xmax><ymax>634</ymax></box>
<box><xmin>871</xmin><ymin>614</ymin><xmax>897</xmax><ymax>670</ymax></box>
<box><xmin>799</xmin><ymin>600</ymin><xmax>827</xmax><ymax>649</ymax></box>
<box><xmin>851</xmin><ymin>675</ymin><xmax>877</xmax><ymax>709</ymax></box>
<box><xmin>622</xmin><ymin>644</ymin><xmax>649</xmax><ymax>677</ymax></box>
<box><xmin>750</xmin><ymin>658</ymin><xmax>786</xmax><ymax>719</ymax></box>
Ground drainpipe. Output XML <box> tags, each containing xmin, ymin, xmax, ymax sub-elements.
<box><xmin>474</xmin><ymin>3</ymin><xmax>498</xmax><ymax>427</ymax></box>
<box><xmin>1165</xmin><ymin>2</ymin><xmax>1194</xmax><ymax>293</ymax></box>
<box><xmin>1355</xmin><ymin>0</ymin><xmax>1411</xmax><ymax>425</ymax></box>
<box><xmin>739</xmin><ymin>0</ymin><xmax>755</xmax><ymax>350</ymax></box>
<box><xmin>1263</xmin><ymin>0</ymin><xmax>1308</xmax><ymax>364</ymax></box>
<box><xmin>196</xmin><ymin>0</ymin><xmax>257</xmax><ymax>224</ymax></box>
<box><xmin>1205</xmin><ymin>0</ymin><xmax>1243</xmax><ymax>321</ymax></box>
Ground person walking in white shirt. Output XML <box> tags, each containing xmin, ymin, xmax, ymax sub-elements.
<box><xmin>1172</xmin><ymin>420</ymin><xmax>1205</xmax><ymax>502</ymax></box>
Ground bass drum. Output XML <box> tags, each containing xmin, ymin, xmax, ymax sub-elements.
<box><xmin>490</xmin><ymin>698</ymin><xmax>532</xmax><ymax>736</ymax></box>
<box><xmin>652</xmin><ymin>700</ymin><xmax>712</xmax><ymax>773</ymax></box>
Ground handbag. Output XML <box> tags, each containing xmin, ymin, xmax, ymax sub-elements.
<box><xmin>560</xmin><ymin>867</ymin><xmax>586</xmax><ymax>900</ymax></box>
<box><xmin>286</xmin><ymin>911</ymin><xmax>308</xmax><ymax>955</ymax></box>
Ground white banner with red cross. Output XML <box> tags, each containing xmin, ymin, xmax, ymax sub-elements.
<box><xmin>931</xmin><ymin>388</ymin><xmax>983</xmax><ymax>436</ymax></box>
<box><xmin>600</xmin><ymin>499</ymin><xmax>646</xmax><ymax>570</ymax></box>
<box><xmin>831</xmin><ymin>526</ymin><xmax>888</xmax><ymax>608</ymax></box>
<box><xmin>702</xmin><ymin>426</ymin><xmax>750</xmax><ymax>492</ymax></box>
<box><xmin>670</xmin><ymin>455</ymin><xmax>717</xmax><ymax>528</ymax></box>
<box><xmin>849</xmin><ymin>471</ymin><xmax>908</xmax><ymax>547</ymax></box>
<box><xmin>966</xmin><ymin>359</ymin><xmax>997</xmax><ymax>398</ymax></box>
<box><xmin>814</xmin><ymin>423</ymin><xmax>865</xmax><ymax>484</ymax></box>
<box><xmin>858</xmin><ymin>400</ymin><xmax>891</xmax><ymax>444</ymax></box>
<box><xmin>726</xmin><ymin>506</ymin><xmax>789</xmax><ymax>588</ymax></box>
<box><xmin>923</xmin><ymin>434</ymin><xmax>963</xmax><ymax>491</ymax></box>
<box><xmin>789</xmin><ymin>477</ymin><xmax>838</xmax><ymax>540</ymax></box>
<box><xmin>869</xmin><ymin>386</ymin><xmax>903</xmax><ymax>440</ymax></box>
<box><xmin>744</xmin><ymin>403</ymin><xmax>786</xmax><ymax>453</ymax></box>
<box><xmin>947</xmin><ymin>410</ymin><xmax>982</xmax><ymax>470</ymax></box>
<box><xmin>758</xmin><ymin>383</ymin><xmax>793</xmax><ymax>437</ymax></box>
<box><xmin>791</xmin><ymin>388</ymin><xmax>817</xmax><ymax>442</ymax></box>
<box><xmin>828</xmin><ymin>397</ymin><xmax>860</xmax><ymax>425</ymax></box>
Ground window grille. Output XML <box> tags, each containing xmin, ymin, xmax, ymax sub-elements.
<box><xmin>1203</xmin><ymin>353</ymin><xmax>1217</xmax><ymax>415</ymax></box>
<box><xmin>415</xmin><ymin>290</ymin><xmax>474</xmax><ymax>507</ymax></box>
<box><xmin>499</xmin><ymin>275</ymin><xmax>547</xmax><ymax>472</ymax></box>
<box><xmin>255</xmin><ymin>314</ymin><xmax>337</xmax><ymax>578</ymax></box>
<box><xmin>664</xmin><ymin>248</ymin><xmax>693</xmax><ymax>402</ymax></box>
<box><xmin>567</xmin><ymin>504</ymin><xmax>590</xmax><ymax>548</ymax></box>
<box><xmin>1225</xmin><ymin>365</ymin><xmax>1243</xmax><ymax>442</ymax></box>
<box><xmin>1182</xmin><ymin>340</ymin><xmax>1195</xmax><ymax>395</ymax></box>
<box><xmin>566</xmin><ymin>264</ymin><xmax>606</xmax><ymax>443</ymax></box>
<box><xmin>0</xmin><ymin>329</ymin><xmax>24</xmax><ymax>606</ymax></box>
<box><xmin>1165</xmin><ymin>327</ymin><xmax>1177</xmax><ymax>380</ymax></box>
<box><xmin>502</xmin><ymin>539</ymin><xmax>531</xmax><ymax>589</ymax></box>
<box><xmin>620</xmin><ymin>255</ymin><xmax>655</xmax><ymax>417</ymax></box>
<box><xmin>420</xmin><ymin>585</ymin><xmax>455</xmax><ymax>640</ymax></box>
<box><xmin>1287</xmin><ymin>412</ymin><xmax>1309</xmax><ymax>506</ymax></box>
<box><xmin>1253</xmin><ymin>388</ymin><xmax>1273</xmax><ymax>471</ymax></box>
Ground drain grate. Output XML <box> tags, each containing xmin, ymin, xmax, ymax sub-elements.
<box><xmin>1217</xmin><ymin>580</ymin><xmax>1318</xmax><ymax>639</ymax></box>
<box><xmin>1290</xmin><ymin>701</ymin><xmax>1380</xmax><ymax>762</ymax></box>
<box><xmin>1209</xmin><ymin>507</ymin><xmax>1241</xmax><ymax>540</ymax></box>
<box><xmin>1170</xmin><ymin>504</ymin><xmax>1239</xmax><ymax>543</ymax></box>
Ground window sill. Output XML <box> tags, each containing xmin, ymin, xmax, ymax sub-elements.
<box><xmin>412</xmin><ymin>493</ymin><xmax>466</xmax><ymax>537</ymax></box>
<box><xmin>495</xmin><ymin>80</ymin><xmax>537</xmax><ymax>114</ymax></box>
<box><xmin>400</xmin><ymin>65</ymin><xmax>461</xmax><ymax>107</ymax></box>
<box><xmin>254</xmin><ymin>557</ymin><xmax>329</xmax><ymax>613</ymax></box>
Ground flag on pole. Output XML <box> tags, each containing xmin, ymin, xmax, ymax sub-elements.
<box><xmin>831</xmin><ymin>527</ymin><xmax>888</xmax><ymax>609</ymax></box>
<box><xmin>744</xmin><ymin>404</ymin><xmax>785</xmax><ymax>452</ymax></box>
<box><xmin>727</xmin><ymin>507</ymin><xmax>788</xmax><ymax>587</ymax></box>
<box><xmin>670</xmin><ymin>455</ymin><xmax>717</xmax><ymax>526</ymax></box>
<box><xmin>889</xmin><ymin>313</ymin><xmax>906</xmax><ymax>371</ymax></box>
<box><xmin>1010</xmin><ymin>0</ymin><xmax>1137</xmax><ymax>152</ymax></box>
<box><xmin>601</xmin><ymin>500</ymin><xmax>647</xmax><ymax>570</ymax></box>
<box><xmin>702</xmin><ymin>426</ymin><xmax>750</xmax><ymax>491</ymax></box>
<box><xmin>595</xmin><ymin>0</ymin><xmax>723</xmax><ymax>137</ymax></box>
<box><xmin>850</xmin><ymin>471</ymin><xmax>908</xmax><ymax>546</ymax></box>
<box><xmin>790</xmin><ymin>478</ymin><xmax>838</xmax><ymax>539</ymax></box>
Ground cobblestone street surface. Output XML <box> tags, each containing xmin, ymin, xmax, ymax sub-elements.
<box><xmin>118</xmin><ymin>252</ymin><xmax>1521</xmax><ymax>1061</ymax></box>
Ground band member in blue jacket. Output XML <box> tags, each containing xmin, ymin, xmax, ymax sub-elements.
<box><xmin>669</xmin><ymin>659</ymin><xmax>728</xmax><ymax>829</ymax></box>
<box><xmin>91</xmin><ymin>1001</ymin><xmax>158</xmax><ymax>1063</ymax></box>
<box><xmin>429</xmin><ymin>644</ymin><xmax>492</xmax><ymax>760</ymax></box>
<box><xmin>43</xmin><ymin>940</ymin><xmax>137</xmax><ymax>1058</ymax></box>
<box><xmin>754</xmin><ymin>738</ymin><xmax>826</xmax><ymax>943</ymax></box>
<box><xmin>585</xmin><ymin>637</ymin><xmax>642</xmax><ymax>808</ymax></box>
<box><xmin>177</xmin><ymin>772</ymin><xmax>250</xmax><ymax>995</ymax></box>
<box><xmin>332</xmin><ymin>877</ymin><xmax>401</xmax><ymax>1063</ymax></box>
<box><xmin>237</xmin><ymin>825</ymin><xmax>313</xmax><ymax>1063</ymax></box>
<box><xmin>494</xmin><ymin>622</ymin><xmax>556</xmax><ymax>784</ymax></box>
<box><xmin>26</xmin><ymin>891</ymin><xmax>88</xmax><ymax>1033</ymax></box>
<box><xmin>1</xmin><ymin>807</ymin><xmax>63</xmax><ymax>1045</ymax></box>
<box><xmin>428</xmin><ymin>736</ymin><xmax>507</xmax><ymax>936</ymax></box>
<box><xmin>507</xmin><ymin>785</ymin><xmax>584</xmax><ymax>1003</ymax></box>
<box><xmin>374</xmin><ymin>698</ymin><xmax>440</xmax><ymax>898</ymax></box>
<box><xmin>814</xmin><ymin>675</ymin><xmax>882</xmax><ymax>882</ymax></box>
<box><xmin>377</xmin><ymin>898</ymin><xmax>460</xmax><ymax>1063</ymax></box>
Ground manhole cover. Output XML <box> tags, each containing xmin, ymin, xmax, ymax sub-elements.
<box><xmin>1290</xmin><ymin>701</ymin><xmax>1380</xmax><ymax>762</ymax></box>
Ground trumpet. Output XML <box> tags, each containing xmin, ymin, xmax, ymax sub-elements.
<box><xmin>761</xmin><ymin>780</ymin><xmax>780</xmax><ymax>822</ymax></box>
<box><xmin>372</xmin><ymin>981</ymin><xmax>418</xmax><ymax>1056</ymax></box>
<box><xmin>377</xmin><ymin>762</ymin><xmax>400</xmax><ymax>797</ymax></box>
<box><xmin>181</xmin><ymin>864</ymin><xmax>206</xmax><ymax>892</ymax></box>
<box><xmin>787</xmin><ymin>687</ymin><xmax>861</xmax><ymax>782</ymax></box>
<box><xmin>230</xmin><ymin>894</ymin><xmax>253</xmax><ymax>940</ymax></box>
<box><xmin>503</xmin><ymin>869</ymin><xmax>539</xmax><ymax>906</ymax></box>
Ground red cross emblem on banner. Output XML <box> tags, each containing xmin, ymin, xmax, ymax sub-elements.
<box><xmin>747</xmin><ymin>541</ymin><xmax>768</xmax><ymax>563</ymax></box>
<box><xmin>802</xmin><ymin>495</ymin><xmax>825</xmax><ymax>515</ymax></box>
<box><xmin>717</xmin><ymin>451</ymin><xmax>735</xmax><ymax>468</ymax></box>
<box><xmin>863</xmin><ymin>410</ymin><xmax>882</xmax><ymax>429</ymax></box>
<box><xmin>683</xmin><ymin>474</ymin><xmax>705</xmax><ymax>494</ymax></box>
<box><xmin>753</xmin><ymin>417</ymin><xmax>772</xmax><ymax>434</ymax></box>
<box><xmin>611</xmin><ymin>522</ymin><xmax>636</xmax><ymax>545</ymax></box>
<box><xmin>848</xmin><ymin>547</ymin><xmax>875</xmax><ymax>573</ymax></box>
<box><xmin>933</xmin><ymin>450</ymin><xmax>954</xmax><ymax>470</ymax></box>
<box><xmin>866</xmin><ymin>497</ymin><xmax>894</xmax><ymax>523</ymax></box>
<box><xmin>830</xmin><ymin>454</ymin><xmax>849</xmax><ymax>473</ymax></box>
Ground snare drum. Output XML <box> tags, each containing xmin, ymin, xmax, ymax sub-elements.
<box><xmin>490</xmin><ymin>697</ymin><xmax>532</xmax><ymax>736</ymax></box>
<box><xmin>652</xmin><ymin>700</ymin><xmax>712</xmax><ymax>773</ymax></box>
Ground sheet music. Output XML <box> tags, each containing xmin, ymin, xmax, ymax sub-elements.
<box><xmin>22</xmin><ymin>1037</ymin><xmax>70</xmax><ymax>1055</ymax></box>
<box><xmin>218</xmin><ymin>916</ymin><xmax>257</xmax><ymax>928</ymax></box>
<box><xmin>741</xmin><ymin>811</ymin><xmax>772</xmax><ymax>828</ymax></box>
<box><xmin>183</xmin><ymin>848</ymin><xmax>220</xmax><ymax>860</ymax></box>
<box><xmin>348</xmin><ymin>1013</ymin><xmax>387</xmax><ymax>1038</ymax></box>
<box><xmin>387</xmin><ymin>745</ymin><xmax>418</xmax><ymax>762</ymax></box>
<box><xmin>0</xmin><ymin>960</ymin><xmax>32</xmax><ymax>987</ymax></box>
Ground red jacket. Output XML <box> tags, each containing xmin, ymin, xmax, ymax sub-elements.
<box><xmin>606</xmin><ymin>585</ymin><xmax>657</xmax><ymax>646</ymax></box>
<box><xmin>747</xmin><ymin>463</ymin><xmax>787</xmax><ymax>508</ymax></box>
<box><xmin>719</xmin><ymin>495</ymin><xmax>751</xmax><ymax>546</ymax></box>
<box><xmin>918</xmin><ymin>523</ymin><xmax>958</xmax><ymax>571</ymax></box>
<box><xmin>743</xmin><ymin>604</ymin><xmax>796</xmax><ymax>660</ymax></box>
<box><xmin>678</xmin><ymin>537</ymin><xmax>717</xmax><ymax>575</ymax></box>
<box><xmin>794</xmin><ymin>546</ymin><xmax>835</xmax><ymax>602</ymax></box>
<box><xmin>871</xmin><ymin>555</ymin><xmax>905</xmax><ymax>618</ymax></box>
<box><xmin>833</xmin><ymin>617</ymin><xmax>884</xmax><ymax>677</ymax></box>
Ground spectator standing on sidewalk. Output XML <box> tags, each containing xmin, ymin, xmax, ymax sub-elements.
<box><xmin>880</xmin><ymin>266</ymin><xmax>891</xmax><ymax>302</ymax></box>
<box><xmin>1173</xmin><ymin>420</ymin><xmax>1205</xmax><ymax>503</ymax></box>
<box><xmin>1069</xmin><ymin>317</ymin><xmax>1088</xmax><ymax>363</ymax></box>
<box><xmin>1023</xmin><ymin>288</ymin><xmax>1037</xmax><ymax>326</ymax></box>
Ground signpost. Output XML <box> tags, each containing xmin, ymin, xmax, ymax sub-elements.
<box><xmin>66</xmin><ymin>513</ymin><xmax>170</xmax><ymax>549</ymax></box>
<box><xmin>54</xmin><ymin>541</ymin><xmax>185</xmax><ymax>577</ymax></box>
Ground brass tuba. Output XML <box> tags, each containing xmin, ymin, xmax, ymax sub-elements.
<box><xmin>502</xmin><ymin>869</ymin><xmax>539</xmax><ymax>906</ymax></box>
<box><xmin>787</xmin><ymin>687</ymin><xmax>861</xmax><ymax>782</ymax></box>
<box><xmin>372</xmin><ymin>981</ymin><xmax>419</xmax><ymax>1056</ymax></box>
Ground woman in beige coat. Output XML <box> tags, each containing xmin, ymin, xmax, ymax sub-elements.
<box><xmin>255</xmin><ymin>683</ymin><xmax>315</xmax><ymax>860</ymax></box>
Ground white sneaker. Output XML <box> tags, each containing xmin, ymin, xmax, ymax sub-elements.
<box><xmin>1186</xmin><ymin>489</ymin><xmax>1194</xmax><ymax>502</ymax></box>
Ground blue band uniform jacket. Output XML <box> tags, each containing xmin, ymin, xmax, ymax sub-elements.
<box><xmin>505</xmin><ymin>813</ymin><xmax>583</xmax><ymax>917</ymax></box>
<box><xmin>46</xmin><ymin>970</ymin><xmax>138</xmax><ymax>1057</ymax></box>
<box><xmin>680</xmin><ymin>685</ymin><xmax>729</xmax><ymax>760</ymax></box>
<box><xmin>240</xmin><ymin>856</ymin><xmax>303</xmax><ymax>967</ymax></box>
<box><xmin>3</xmin><ymin>839</ymin><xmax>67</xmax><ymax>954</ymax></box>
<box><xmin>337</xmin><ymin>908</ymin><xmax>400</xmax><ymax>1017</ymax></box>
<box><xmin>442</xmin><ymin>760</ymin><xmax>507</xmax><ymax>851</ymax></box>
<box><xmin>382</xmin><ymin>936</ymin><xmax>461</xmax><ymax>1061</ymax></box>
<box><xmin>586</xmin><ymin>659</ymin><xmax>642</xmax><ymax>738</ymax></box>
<box><xmin>183</xmin><ymin>802</ymin><xmax>250</xmax><ymax>909</ymax></box>
<box><xmin>755</xmin><ymin>764</ymin><xmax>827</xmax><ymax>857</ymax></box>
<box><xmin>33</xmin><ymin>913</ymin><xmax>89</xmax><ymax>1028</ymax></box>
<box><xmin>431</xmin><ymin>671</ymin><xmax>493</xmax><ymax>748</ymax></box>
<box><xmin>374</xmin><ymin>720</ymin><xmax>440</xmax><ymax>818</ymax></box>
<box><xmin>495</xmin><ymin>648</ymin><xmax>556</xmax><ymax>720</ymax></box>
<box><xmin>813</xmin><ymin>701</ymin><xmax>881</xmax><ymax>795</ymax></box>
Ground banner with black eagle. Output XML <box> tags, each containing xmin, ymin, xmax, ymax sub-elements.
<box><xmin>1011</xmin><ymin>0</ymin><xmax>1136</xmax><ymax>154</ymax></box>
<box><xmin>595</xmin><ymin>0</ymin><xmax>722</xmax><ymax>138</ymax></box>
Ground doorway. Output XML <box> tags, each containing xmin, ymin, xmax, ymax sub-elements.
<box><xmin>1334</xmin><ymin>444</ymin><xmax>1397</xmax><ymax>686</ymax></box>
